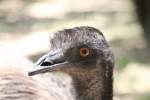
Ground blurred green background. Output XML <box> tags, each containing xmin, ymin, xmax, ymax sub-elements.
<box><xmin>0</xmin><ymin>0</ymin><xmax>150</xmax><ymax>100</ymax></box>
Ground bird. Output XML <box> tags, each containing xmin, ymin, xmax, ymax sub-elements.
<box><xmin>28</xmin><ymin>26</ymin><xmax>114</xmax><ymax>100</ymax></box>
<box><xmin>0</xmin><ymin>46</ymin><xmax>74</xmax><ymax>100</ymax></box>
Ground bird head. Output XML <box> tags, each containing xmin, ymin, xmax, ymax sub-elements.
<box><xmin>28</xmin><ymin>26</ymin><xmax>114</xmax><ymax>78</ymax></box>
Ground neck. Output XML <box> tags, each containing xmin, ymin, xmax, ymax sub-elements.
<box><xmin>71</xmin><ymin>69</ymin><xmax>113</xmax><ymax>100</ymax></box>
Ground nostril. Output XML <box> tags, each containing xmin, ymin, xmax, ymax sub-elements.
<box><xmin>41</xmin><ymin>61</ymin><xmax>53</xmax><ymax>66</ymax></box>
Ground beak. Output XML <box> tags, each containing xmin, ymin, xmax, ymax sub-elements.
<box><xmin>28</xmin><ymin>49</ymin><xmax>68</xmax><ymax>76</ymax></box>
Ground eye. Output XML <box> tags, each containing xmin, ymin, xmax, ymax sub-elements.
<box><xmin>79</xmin><ymin>48</ymin><xmax>90</xmax><ymax>57</ymax></box>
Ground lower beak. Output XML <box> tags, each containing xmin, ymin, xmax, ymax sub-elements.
<box><xmin>28</xmin><ymin>50</ymin><xmax>67</xmax><ymax>76</ymax></box>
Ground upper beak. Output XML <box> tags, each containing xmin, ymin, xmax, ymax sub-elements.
<box><xmin>28</xmin><ymin>49</ymin><xmax>68</xmax><ymax>76</ymax></box>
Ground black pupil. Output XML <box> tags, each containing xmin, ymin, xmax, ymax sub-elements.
<box><xmin>82</xmin><ymin>49</ymin><xmax>87</xmax><ymax>54</ymax></box>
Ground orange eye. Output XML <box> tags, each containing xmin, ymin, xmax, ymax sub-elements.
<box><xmin>80</xmin><ymin>48</ymin><xmax>90</xmax><ymax>57</ymax></box>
